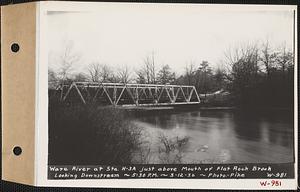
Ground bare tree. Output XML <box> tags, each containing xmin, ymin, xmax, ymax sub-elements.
<box><xmin>118</xmin><ymin>66</ymin><xmax>131</xmax><ymax>83</ymax></box>
<box><xmin>260</xmin><ymin>40</ymin><xmax>279</xmax><ymax>78</ymax></box>
<box><xmin>184</xmin><ymin>61</ymin><xmax>195</xmax><ymax>85</ymax></box>
<box><xmin>150</xmin><ymin>51</ymin><xmax>156</xmax><ymax>84</ymax></box>
<box><xmin>224</xmin><ymin>46</ymin><xmax>242</xmax><ymax>68</ymax></box>
<box><xmin>223</xmin><ymin>43</ymin><xmax>260</xmax><ymax>105</ymax></box>
<box><xmin>143</xmin><ymin>56</ymin><xmax>152</xmax><ymax>84</ymax></box>
<box><xmin>224</xmin><ymin>43</ymin><xmax>260</xmax><ymax>73</ymax></box>
<box><xmin>58</xmin><ymin>41</ymin><xmax>80</xmax><ymax>82</ymax></box>
<box><xmin>275</xmin><ymin>44</ymin><xmax>294</xmax><ymax>74</ymax></box>
<box><xmin>87</xmin><ymin>62</ymin><xmax>102</xmax><ymax>82</ymax></box>
<box><xmin>261</xmin><ymin>40</ymin><xmax>270</xmax><ymax>76</ymax></box>
<box><xmin>135</xmin><ymin>69</ymin><xmax>146</xmax><ymax>84</ymax></box>
<box><xmin>142</xmin><ymin>51</ymin><xmax>157</xmax><ymax>84</ymax></box>
<box><xmin>101</xmin><ymin>64</ymin><xmax>112</xmax><ymax>83</ymax></box>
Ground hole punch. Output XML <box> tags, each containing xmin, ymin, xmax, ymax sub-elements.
<box><xmin>13</xmin><ymin>146</ymin><xmax>22</xmax><ymax>156</ymax></box>
<box><xmin>11</xmin><ymin>43</ymin><xmax>20</xmax><ymax>53</ymax></box>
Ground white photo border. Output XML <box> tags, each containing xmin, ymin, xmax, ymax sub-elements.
<box><xmin>35</xmin><ymin>1</ymin><xmax>298</xmax><ymax>189</ymax></box>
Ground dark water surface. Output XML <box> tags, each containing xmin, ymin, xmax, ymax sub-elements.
<box><xmin>132</xmin><ymin>109</ymin><xmax>294</xmax><ymax>163</ymax></box>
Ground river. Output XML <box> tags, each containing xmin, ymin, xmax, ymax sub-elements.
<box><xmin>131</xmin><ymin>109</ymin><xmax>294</xmax><ymax>164</ymax></box>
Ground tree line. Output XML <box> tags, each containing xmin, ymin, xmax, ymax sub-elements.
<box><xmin>49</xmin><ymin>40</ymin><xmax>294</xmax><ymax>108</ymax></box>
<box><xmin>224</xmin><ymin>41</ymin><xmax>294</xmax><ymax>107</ymax></box>
<box><xmin>48</xmin><ymin>47</ymin><xmax>177</xmax><ymax>86</ymax></box>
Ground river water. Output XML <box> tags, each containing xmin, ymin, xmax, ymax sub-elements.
<box><xmin>131</xmin><ymin>109</ymin><xmax>294</xmax><ymax>164</ymax></box>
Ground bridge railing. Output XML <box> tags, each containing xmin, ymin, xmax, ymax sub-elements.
<box><xmin>61</xmin><ymin>81</ymin><xmax>197</xmax><ymax>88</ymax></box>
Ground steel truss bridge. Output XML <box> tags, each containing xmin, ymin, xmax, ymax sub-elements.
<box><xmin>50</xmin><ymin>82</ymin><xmax>201</xmax><ymax>106</ymax></box>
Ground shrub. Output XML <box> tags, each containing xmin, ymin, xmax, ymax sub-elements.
<box><xmin>157</xmin><ymin>132</ymin><xmax>190</xmax><ymax>164</ymax></box>
<box><xmin>48</xmin><ymin>101</ymin><xmax>141</xmax><ymax>165</ymax></box>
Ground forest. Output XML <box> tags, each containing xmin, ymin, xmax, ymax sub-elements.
<box><xmin>49</xmin><ymin>40</ymin><xmax>294</xmax><ymax>108</ymax></box>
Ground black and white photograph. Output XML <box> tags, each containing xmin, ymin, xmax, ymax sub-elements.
<box><xmin>46</xmin><ymin>2</ymin><xmax>296</xmax><ymax>182</ymax></box>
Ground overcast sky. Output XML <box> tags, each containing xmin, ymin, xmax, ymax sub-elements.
<box><xmin>47</xmin><ymin>4</ymin><xmax>295</xmax><ymax>75</ymax></box>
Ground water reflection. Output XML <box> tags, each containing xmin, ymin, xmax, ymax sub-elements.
<box><xmin>133</xmin><ymin>109</ymin><xmax>294</xmax><ymax>163</ymax></box>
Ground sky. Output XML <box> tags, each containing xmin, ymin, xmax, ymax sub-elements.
<box><xmin>47</xmin><ymin>3</ymin><xmax>295</xmax><ymax>76</ymax></box>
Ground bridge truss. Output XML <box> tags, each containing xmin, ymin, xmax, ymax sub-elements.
<box><xmin>50</xmin><ymin>82</ymin><xmax>200</xmax><ymax>106</ymax></box>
